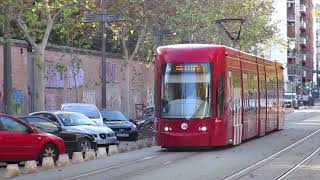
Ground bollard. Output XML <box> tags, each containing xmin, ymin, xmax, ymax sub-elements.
<box><xmin>5</xmin><ymin>164</ymin><xmax>20</xmax><ymax>178</ymax></box>
<box><xmin>56</xmin><ymin>154</ymin><xmax>70</xmax><ymax>167</ymax></box>
<box><xmin>24</xmin><ymin>160</ymin><xmax>37</xmax><ymax>174</ymax></box>
<box><xmin>127</xmin><ymin>142</ymin><xmax>138</xmax><ymax>151</ymax></box>
<box><xmin>42</xmin><ymin>157</ymin><xmax>55</xmax><ymax>170</ymax></box>
<box><xmin>108</xmin><ymin>145</ymin><xmax>119</xmax><ymax>156</ymax></box>
<box><xmin>71</xmin><ymin>152</ymin><xmax>84</xmax><ymax>164</ymax></box>
<box><xmin>137</xmin><ymin>140</ymin><xmax>145</xmax><ymax>149</ymax></box>
<box><xmin>96</xmin><ymin>147</ymin><xmax>107</xmax><ymax>158</ymax></box>
<box><xmin>118</xmin><ymin>142</ymin><xmax>128</xmax><ymax>153</ymax></box>
<box><xmin>84</xmin><ymin>149</ymin><xmax>96</xmax><ymax>161</ymax></box>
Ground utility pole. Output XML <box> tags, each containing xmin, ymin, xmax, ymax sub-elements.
<box><xmin>83</xmin><ymin>1</ymin><xmax>124</xmax><ymax>108</ymax></box>
<box><xmin>100</xmin><ymin>0</ymin><xmax>107</xmax><ymax>108</ymax></box>
<box><xmin>3</xmin><ymin>12</ymin><xmax>12</xmax><ymax>114</ymax></box>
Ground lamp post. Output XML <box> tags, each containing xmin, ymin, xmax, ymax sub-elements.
<box><xmin>83</xmin><ymin>1</ymin><xmax>124</xmax><ymax>108</ymax></box>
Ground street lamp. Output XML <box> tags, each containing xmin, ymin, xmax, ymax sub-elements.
<box><xmin>215</xmin><ymin>18</ymin><xmax>245</xmax><ymax>48</ymax></box>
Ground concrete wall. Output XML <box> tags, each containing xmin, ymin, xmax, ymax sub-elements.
<box><xmin>0</xmin><ymin>42</ymin><xmax>154</xmax><ymax>118</ymax></box>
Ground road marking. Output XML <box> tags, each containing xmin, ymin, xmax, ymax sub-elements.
<box><xmin>276</xmin><ymin>147</ymin><xmax>320</xmax><ymax>180</ymax></box>
<box><xmin>224</xmin><ymin>128</ymin><xmax>320</xmax><ymax>180</ymax></box>
<box><xmin>163</xmin><ymin>161</ymin><xmax>172</xmax><ymax>165</ymax></box>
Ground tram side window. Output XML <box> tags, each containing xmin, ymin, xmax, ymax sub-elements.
<box><xmin>217</xmin><ymin>74</ymin><xmax>225</xmax><ymax>117</ymax></box>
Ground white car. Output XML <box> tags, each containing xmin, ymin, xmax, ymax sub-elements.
<box><xmin>61</xmin><ymin>103</ymin><xmax>104</xmax><ymax>126</ymax></box>
<box><xmin>284</xmin><ymin>93</ymin><xmax>299</xmax><ymax>109</ymax></box>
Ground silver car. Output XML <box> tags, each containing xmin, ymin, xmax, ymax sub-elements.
<box><xmin>29</xmin><ymin>111</ymin><xmax>118</xmax><ymax>147</ymax></box>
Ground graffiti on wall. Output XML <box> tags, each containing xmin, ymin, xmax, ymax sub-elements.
<box><xmin>45</xmin><ymin>65</ymin><xmax>64</xmax><ymax>88</ymax></box>
<box><xmin>64</xmin><ymin>91</ymin><xmax>76</xmax><ymax>103</ymax></box>
<box><xmin>106</xmin><ymin>95</ymin><xmax>121</xmax><ymax>110</ymax></box>
<box><xmin>12</xmin><ymin>89</ymin><xmax>25</xmax><ymax>115</ymax></box>
<box><xmin>45</xmin><ymin>94</ymin><xmax>58</xmax><ymax>110</ymax></box>
<box><xmin>106</xmin><ymin>62</ymin><xmax>117</xmax><ymax>83</ymax></box>
<box><xmin>83</xmin><ymin>91</ymin><xmax>96</xmax><ymax>105</ymax></box>
<box><xmin>67</xmin><ymin>66</ymin><xmax>85</xmax><ymax>88</ymax></box>
<box><xmin>146</xmin><ymin>88</ymin><xmax>154</xmax><ymax>107</ymax></box>
<box><xmin>45</xmin><ymin>65</ymin><xmax>85</xmax><ymax>88</ymax></box>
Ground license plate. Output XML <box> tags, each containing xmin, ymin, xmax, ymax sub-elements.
<box><xmin>98</xmin><ymin>139</ymin><xmax>110</xmax><ymax>144</ymax></box>
<box><xmin>117</xmin><ymin>133</ymin><xmax>129</xmax><ymax>137</ymax></box>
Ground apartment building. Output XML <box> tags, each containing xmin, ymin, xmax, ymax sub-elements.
<box><xmin>287</xmin><ymin>0</ymin><xmax>314</xmax><ymax>94</ymax></box>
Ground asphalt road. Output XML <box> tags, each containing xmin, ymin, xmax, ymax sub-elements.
<box><xmin>3</xmin><ymin>109</ymin><xmax>320</xmax><ymax>180</ymax></box>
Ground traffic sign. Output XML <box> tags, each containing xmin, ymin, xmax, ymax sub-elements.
<box><xmin>83</xmin><ymin>12</ymin><xmax>125</xmax><ymax>23</ymax></box>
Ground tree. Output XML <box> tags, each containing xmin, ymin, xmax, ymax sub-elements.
<box><xmin>0</xmin><ymin>0</ymin><xmax>94</xmax><ymax>111</ymax></box>
<box><xmin>103</xmin><ymin>0</ymin><xmax>173</xmax><ymax>116</ymax></box>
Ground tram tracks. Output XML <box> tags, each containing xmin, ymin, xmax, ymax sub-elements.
<box><xmin>63</xmin><ymin>150</ymin><xmax>204</xmax><ymax>180</ymax></box>
<box><xmin>223</xmin><ymin>128</ymin><xmax>320</xmax><ymax>180</ymax></box>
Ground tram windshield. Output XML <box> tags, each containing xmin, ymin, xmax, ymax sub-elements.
<box><xmin>161</xmin><ymin>63</ymin><xmax>212</xmax><ymax>120</ymax></box>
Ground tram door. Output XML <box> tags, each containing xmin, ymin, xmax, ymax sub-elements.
<box><xmin>228</xmin><ymin>70</ymin><xmax>242</xmax><ymax>145</ymax></box>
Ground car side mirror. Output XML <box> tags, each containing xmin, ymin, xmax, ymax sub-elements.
<box><xmin>28</xmin><ymin>127</ymin><xmax>35</xmax><ymax>134</ymax></box>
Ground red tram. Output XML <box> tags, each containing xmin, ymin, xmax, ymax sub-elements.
<box><xmin>154</xmin><ymin>44</ymin><xmax>285</xmax><ymax>147</ymax></box>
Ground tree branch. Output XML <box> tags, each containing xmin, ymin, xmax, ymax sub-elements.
<box><xmin>41</xmin><ymin>7</ymin><xmax>53</xmax><ymax>51</ymax></box>
<box><xmin>129</xmin><ymin>23</ymin><xmax>147</xmax><ymax>62</ymax></box>
<box><xmin>16</xmin><ymin>16</ymin><xmax>40</xmax><ymax>51</ymax></box>
<box><xmin>121</xmin><ymin>31</ymin><xmax>130</xmax><ymax>63</ymax></box>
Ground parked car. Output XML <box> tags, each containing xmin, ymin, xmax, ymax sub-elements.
<box><xmin>100</xmin><ymin>109</ymin><xmax>138</xmax><ymax>141</ymax></box>
<box><xmin>0</xmin><ymin>113</ymin><xmax>65</xmax><ymax>163</ymax></box>
<box><xmin>284</xmin><ymin>93</ymin><xmax>299</xmax><ymax>109</ymax></box>
<box><xmin>135</xmin><ymin>106</ymin><xmax>155</xmax><ymax>129</ymax></box>
<box><xmin>29</xmin><ymin>111</ymin><xmax>118</xmax><ymax>147</ymax></box>
<box><xmin>18</xmin><ymin>116</ymin><xmax>97</xmax><ymax>154</ymax></box>
<box><xmin>61</xmin><ymin>103</ymin><xmax>104</xmax><ymax>126</ymax></box>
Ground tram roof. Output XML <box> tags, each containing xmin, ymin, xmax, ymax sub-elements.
<box><xmin>157</xmin><ymin>44</ymin><xmax>280</xmax><ymax>64</ymax></box>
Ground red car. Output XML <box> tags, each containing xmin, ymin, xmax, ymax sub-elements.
<box><xmin>0</xmin><ymin>113</ymin><xmax>65</xmax><ymax>163</ymax></box>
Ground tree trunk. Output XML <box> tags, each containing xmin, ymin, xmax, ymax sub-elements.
<box><xmin>32</xmin><ymin>51</ymin><xmax>45</xmax><ymax>111</ymax></box>
<box><xmin>124</xmin><ymin>61</ymin><xmax>130</xmax><ymax>116</ymax></box>
<box><xmin>3</xmin><ymin>13</ymin><xmax>13</xmax><ymax>114</ymax></box>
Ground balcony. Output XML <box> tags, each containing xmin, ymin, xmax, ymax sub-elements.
<box><xmin>300</xmin><ymin>21</ymin><xmax>306</xmax><ymax>30</ymax></box>
<box><xmin>300</xmin><ymin>53</ymin><xmax>307</xmax><ymax>61</ymax></box>
<box><xmin>300</xmin><ymin>37</ymin><xmax>307</xmax><ymax>46</ymax></box>
<box><xmin>287</xmin><ymin>16</ymin><xmax>295</xmax><ymax>22</ymax></box>
<box><xmin>300</xmin><ymin>5</ymin><xmax>306</xmax><ymax>14</ymax></box>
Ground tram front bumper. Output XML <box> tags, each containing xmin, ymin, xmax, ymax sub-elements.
<box><xmin>156</xmin><ymin>132</ymin><xmax>211</xmax><ymax>147</ymax></box>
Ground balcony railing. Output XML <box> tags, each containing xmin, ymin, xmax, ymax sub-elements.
<box><xmin>300</xmin><ymin>37</ymin><xmax>307</xmax><ymax>46</ymax></box>
<box><xmin>300</xmin><ymin>21</ymin><xmax>306</xmax><ymax>30</ymax></box>
<box><xmin>300</xmin><ymin>53</ymin><xmax>307</xmax><ymax>61</ymax></box>
<box><xmin>300</xmin><ymin>5</ymin><xmax>306</xmax><ymax>14</ymax></box>
<box><xmin>287</xmin><ymin>16</ymin><xmax>295</xmax><ymax>22</ymax></box>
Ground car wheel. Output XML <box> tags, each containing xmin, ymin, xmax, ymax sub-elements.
<box><xmin>77</xmin><ymin>138</ymin><xmax>92</xmax><ymax>153</ymax></box>
<box><xmin>39</xmin><ymin>143</ymin><xmax>59</xmax><ymax>163</ymax></box>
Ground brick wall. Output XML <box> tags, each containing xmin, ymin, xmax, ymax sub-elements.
<box><xmin>0</xmin><ymin>42</ymin><xmax>154</xmax><ymax>118</ymax></box>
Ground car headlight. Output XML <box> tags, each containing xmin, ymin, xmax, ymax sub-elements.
<box><xmin>131</xmin><ymin>124</ymin><xmax>137</xmax><ymax>131</ymax></box>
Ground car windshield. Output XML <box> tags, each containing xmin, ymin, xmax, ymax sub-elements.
<box><xmin>57</xmin><ymin>113</ymin><xmax>96</xmax><ymax>126</ymax></box>
<box><xmin>62</xmin><ymin>105</ymin><xmax>100</xmax><ymax>119</ymax></box>
<box><xmin>161</xmin><ymin>63</ymin><xmax>212</xmax><ymax>119</ymax></box>
<box><xmin>100</xmin><ymin>110</ymin><xmax>127</xmax><ymax>121</ymax></box>
<box><xmin>22</xmin><ymin>117</ymin><xmax>59</xmax><ymax>133</ymax></box>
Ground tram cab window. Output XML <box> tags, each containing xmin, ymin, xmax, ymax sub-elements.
<box><xmin>161</xmin><ymin>63</ymin><xmax>212</xmax><ymax>119</ymax></box>
<box><xmin>216</xmin><ymin>74</ymin><xmax>225</xmax><ymax>117</ymax></box>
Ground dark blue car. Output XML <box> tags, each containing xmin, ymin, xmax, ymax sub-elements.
<box><xmin>100</xmin><ymin>109</ymin><xmax>138</xmax><ymax>141</ymax></box>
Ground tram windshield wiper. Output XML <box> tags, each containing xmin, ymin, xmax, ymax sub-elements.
<box><xmin>187</xmin><ymin>97</ymin><xmax>210</xmax><ymax>120</ymax></box>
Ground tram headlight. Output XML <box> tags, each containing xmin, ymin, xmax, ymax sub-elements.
<box><xmin>199</xmin><ymin>126</ymin><xmax>207</xmax><ymax>132</ymax></box>
<box><xmin>164</xmin><ymin>126</ymin><xmax>172</xmax><ymax>132</ymax></box>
